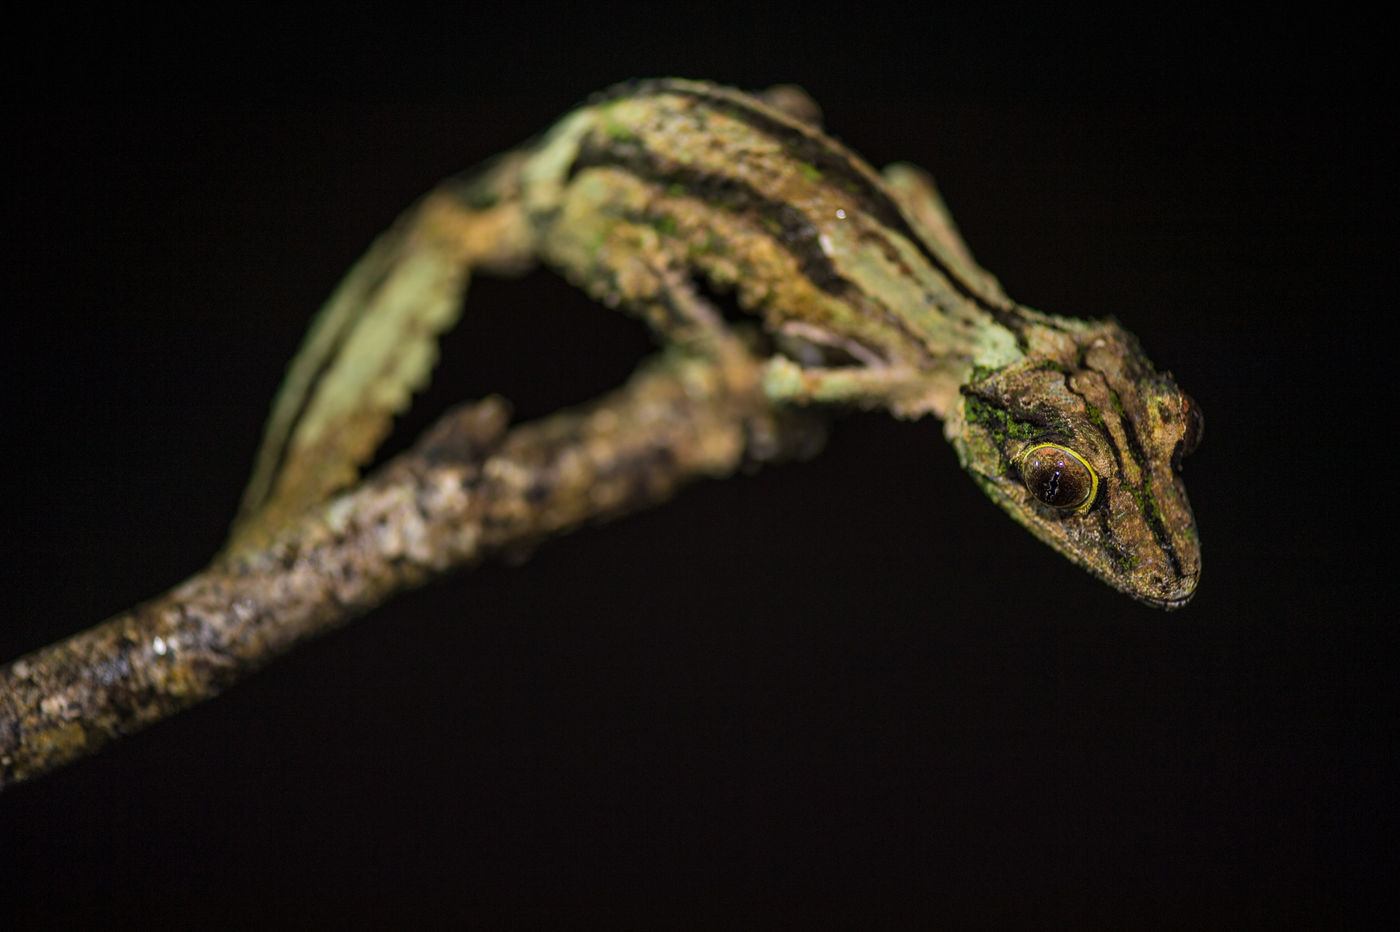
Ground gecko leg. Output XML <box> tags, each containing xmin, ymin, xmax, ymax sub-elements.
<box><xmin>881</xmin><ymin>162</ymin><xmax>1009</xmax><ymax>306</ymax></box>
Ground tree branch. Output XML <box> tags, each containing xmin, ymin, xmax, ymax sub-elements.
<box><xmin>0</xmin><ymin>347</ymin><xmax>825</xmax><ymax>789</ymax></box>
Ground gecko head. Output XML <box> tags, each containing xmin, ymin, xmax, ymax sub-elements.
<box><xmin>949</xmin><ymin>321</ymin><xmax>1202</xmax><ymax>609</ymax></box>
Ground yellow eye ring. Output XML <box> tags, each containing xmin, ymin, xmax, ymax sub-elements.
<box><xmin>1020</xmin><ymin>443</ymin><xmax>1098</xmax><ymax>513</ymax></box>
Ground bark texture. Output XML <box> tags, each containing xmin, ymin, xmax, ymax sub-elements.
<box><xmin>0</xmin><ymin>349</ymin><xmax>823</xmax><ymax>789</ymax></box>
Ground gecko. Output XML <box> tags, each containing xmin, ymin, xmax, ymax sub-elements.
<box><xmin>233</xmin><ymin>78</ymin><xmax>1201</xmax><ymax>608</ymax></box>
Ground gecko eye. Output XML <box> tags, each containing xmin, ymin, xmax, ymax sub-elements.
<box><xmin>1020</xmin><ymin>444</ymin><xmax>1098</xmax><ymax>512</ymax></box>
<box><xmin>1180</xmin><ymin>393</ymin><xmax>1203</xmax><ymax>458</ymax></box>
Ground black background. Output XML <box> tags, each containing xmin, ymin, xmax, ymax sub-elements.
<box><xmin>2</xmin><ymin>6</ymin><xmax>1393</xmax><ymax>927</ymax></box>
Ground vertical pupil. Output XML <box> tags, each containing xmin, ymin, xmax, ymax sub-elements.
<box><xmin>1023</xmin><ymin>445</ymin><xmax>1093</xmax><ymax>509</ymax></box>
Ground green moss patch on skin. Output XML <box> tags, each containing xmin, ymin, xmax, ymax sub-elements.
<box><xmin>961</xmin><ymin>393</ymin><xmax>1041</xmax><ymax>447</ymax></box>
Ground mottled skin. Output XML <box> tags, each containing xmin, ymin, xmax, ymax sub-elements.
<box><xmin>245</xmin><ymin>78</ymin><xmax>1202</xmax><ymax>607</ymax></box>
<box><xmin>0</xmin><ymin>79</ymin><xmax>1206</xmax><ymax>788</ymax></box>
<box><xmin>425</xmin><ymin>79</ymin><xmax>1199</xmax><ymax>607</ymax></box>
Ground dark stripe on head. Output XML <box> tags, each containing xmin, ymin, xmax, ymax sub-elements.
<box><xmin>1094</xmin><ymin>508</ymin><xmax>1136</xmax><ymax>576</ymax></box>
<box><xmin>1096</xmin><ymin>386</ymin><xmax>1185</xmax><ymax>579</ymax></box>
